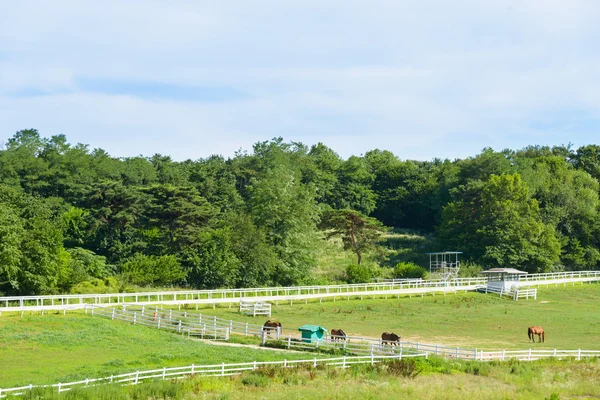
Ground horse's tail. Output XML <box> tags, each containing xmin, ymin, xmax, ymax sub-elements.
<box><xmin>541</xmin><ymin>331</ymin><xmax>545</xmax><ymax>343</ymax></box>
<box><xmin>527</xmin><ymin>327</ymin><xmax>532</xmax><ymax>341</ymax></box>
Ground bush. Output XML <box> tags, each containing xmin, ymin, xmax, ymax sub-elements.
<box><xmin>241</xmin><ymin>373</ymin><xmax>270</xmax><ymax>387</ymax></box>
<box><xmin>386</xmin><ymin>359</ymin><xmax>422</xmax><ymax>378</ymax></box>
<box><xmin>393</xmin><ymin>262</ymin><xmax>428</xmax><ymax>279</ymax></box>
<box><xmin>457</xmin><ymin>261</ymin><xmax>483</xmax><ymax>277</ymax></box>
<box><xmin>120</xmin><ymin>254</ymin><xmax>186</xmax><ymax>287</ymax></box>
<box><xmin>346</xmin><ymin>263</ymin><xmax>378</xmax><ymax>283</ymax></box>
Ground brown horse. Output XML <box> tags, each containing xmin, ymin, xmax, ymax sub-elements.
<box><xmin>262</xmin><ymin>320</ymin><xmax>282</xmax><ymax>336</ymax></box>
<box><xmin>331</xmin><ymin>328</ymin><xmax>347</xmax><ymax>342</ymax></box>
<box><xmin>528</xmin><ymin>326</ymin><xmax>545</xmax><ymax>343</ymax></box>
<box><xmin>381</xmin><ymin>332</ymin><xmax>401</xmax><ymax>346</ymax></box>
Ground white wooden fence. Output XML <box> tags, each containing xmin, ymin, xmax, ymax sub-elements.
<box><xmin>0</xmin><ymin>354</ymin><xmax>424</xmax><ymax>398</ymax></box>
<box><xmin>1</xmin><ymin>271</ymin><xmax>599</xmax><ymax>312</ymax></box>
<box><xmin>239</xmin><ymin>300</ymin><xmax>272</xmax><ymax>317</ymax></box>
<box><xmin>476</xmin><ymin>286</ymin><xmax>538</xmax><ymax>301</ymax></box>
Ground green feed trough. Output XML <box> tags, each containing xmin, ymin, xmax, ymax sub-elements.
<box><xmin>298</xmin><ymin>324</ymin><xmax>328</xmax><ymax>343</ymax></box>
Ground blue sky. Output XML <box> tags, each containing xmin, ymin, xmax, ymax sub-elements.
<box><xmin>1</xmin><ymin>0</ymin><xmax>600</xmax><ymax>161</ymax></box>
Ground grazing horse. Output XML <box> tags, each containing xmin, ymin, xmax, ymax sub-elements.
<box><xmin>381</xmin><ymin>332</ymin><xmax>401</xmax><ymax>346</ymax></box>
<box><xmin>330</xmin><ymin>328</ymin><xmax>347</xmax><ymax>342</ymax></box>
<box><xmin>262</xmin><ymin>320</ymin><xmax>282</xmax><ymax>336</ymax></box>
<box><xmin>528</xmin><ymin>326</ymin><xmax>545</xmax><ymax>343</ymax></box>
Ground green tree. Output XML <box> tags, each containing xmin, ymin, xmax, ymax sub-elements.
<box><xmin>183</xmin><ymin>228</ymin><xmax>240</xmax><ymax>289</ymax></box>
<box><xmin>248</xmin><ymin>165</ymin><xmax>320</xmax><ymax>285</ymax></box>
<box><xmin>121</xmin><ymin>253</ymin><xmax>185</xmax><ymax>287</ymax></box>
<box><xmin>321</xmin><ymin>209</ymin><xmax>387</xmax><ymax>265</ymax></box>
<box><xmin>437</xmin><ymin>174</ymin><xmax>560</xmax><ymax>273</ymax></box>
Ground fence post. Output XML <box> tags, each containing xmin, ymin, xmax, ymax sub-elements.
<box><xmin>253</xmin><ymin>361</ymin><xmax>257</xmax><ymax>370</ymax></box>
<box><xmin>245</xmin><ymin>322</ymin><xmax>248</xmax><ymax>335</ymax></box>
<box><xmin>261</xmin><ymin>329</ymin><xmax>266</xmax><ymax>345</ymax></box>
<box><xmin>474</xmin><ymin>348</ymin><xmax>477</xmax><ymax>360</ymax></box>
<box><xmin>135</xmin><ymin>371</ymin><xmax>139</xmax><ymax>384</ymax></box>
<box><xmin>276</xmin><ymin>326</ymin><xmax>281</xmax><ymax>340</ymax></box>
<box><xmin>342</xmin><ymin>356</ymin><xmax>346</xmax><ymax>368</ymax></box>
<box><xmin>578</xmin><ymin>349</ymin><xmax>581</xmax><ymax>361</ymax></box>
<box><xmin>111</xmin><ymin>309</ymin><xmax>115</xmax><ymax>320</ymax></box>
<box><xmin>528</xmin><ymin>349</ymin><xmax>531</xmax><ymax>361</ymax></box>
<box><xmin>314</xmin><ymin>357</ymin><xmax>317</xmax><ymax>367</ymax></box>
<box><xmin>163</xmin><ymin>367</ymin><xmax>166</xmax><ymax>380</ymax></box>
<box><xmin>502</xmin><ymin>349</ymin><xmax>505</xmax><ymax>361</ymax></box>
<box><xmin>58</xmin><ymin>382</ymin><xmax>61</xmax><ymax>393</ymax></box>
<box><xmin>178</xmin><ymin>320</ymin><xmax>182</xmax><ymax>333</ymax></box>
<box><xmin>287</xmin><ymin>336</ymin><xmax>291</xmax><ymax>349</ymax></box>
<box><xmin>222</xmin><ymin>362</ymin><xmax>225</xmax><ymax>376</ymax></box>
<box><xmin>435</xmin><ymin>344</ymin><xmax>439</xmax><ymax>355</ymax></box>
<box><xmin>553</xmin><ymin>349</ymin><xmax>557</xmax><ymax>357</ymax></box>
<box><xmin>225</xmin><ymin>328</ymin><xmax>230</xmax><ymax>340</ymax></box>
<box><xmin>157</xmin><ymin>317</ymin><xmax>161</xmax><ymax>329</ymax></box>
<box><xmin>133</xmin><ymin>312</ymin><xmax>137</xmax><ymax>325</ymax></box>
<box><xmin>455</xmin><ymin>346</ymin><xmax>459</xmax><ymax>359</ymax></box>
<box><xmin>284</xmin><ymin>359</ymin><xmax>287</xmax><ymax>368</ymax></box>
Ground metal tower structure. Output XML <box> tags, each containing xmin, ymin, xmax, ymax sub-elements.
<box><xmin>426</xmin><ymin>251</ymin><xmax>462</xmax><ymax>282</ymax></box>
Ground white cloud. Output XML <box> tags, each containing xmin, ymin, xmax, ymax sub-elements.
<box><xmin>1</xmin><ymin>0</ymin><xmax>600</xmax><ymax>160</ymax></box>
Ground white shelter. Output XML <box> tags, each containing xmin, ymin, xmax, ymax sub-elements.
<box><xmin>481</xmin><ymin>268</ymin><xmax>528</xmax><ymax>291</ymax></box>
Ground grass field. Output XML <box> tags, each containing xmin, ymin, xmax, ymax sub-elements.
<box><xmin>0</xmin><ymin>314</ymin><xmax>322</xmax><ymax>387</ymax></box>
<box><xmin>204</xmin><ymin>283</ymin><xmax>600</xmax><ymax>350</ymax></box>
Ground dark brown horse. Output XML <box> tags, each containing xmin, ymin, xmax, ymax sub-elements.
<box><xmin>528</xmin><ymin>326</ymin><xmax>545</xmax><ymax>343</ymax></box>
<box><xmin>330</xmin><ymin>328</ymin><xmax>347</xmax><ymax>342</ymax></box>
<box><xmin>262</xmin><ymin>320</ymin><xmax>282</xmax><ymax>336</ymax></box>
<box><xmin>381</xmin><ymin>332</ymin><xmax>400</xmax><ymax>346</ymax></box>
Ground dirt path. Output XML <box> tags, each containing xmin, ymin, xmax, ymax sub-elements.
<box><xmin>192</xmin><ymin>339</ymin><xmax>305</xmax><ymax>353</ymax></box>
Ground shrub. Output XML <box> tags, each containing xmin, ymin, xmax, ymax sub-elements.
<box><xmin>241</xmin><ymin>373</ymin><xmax>270</xmax><ymax>387</ymax></box>
<box><xmin>120</xmin><ymin>254</ymin><xmax>186</xmax><ymax>287</ymax></box>
<box><xmin>346</xmin><ymin>263</ymin><xmax>379</xmax><ymax>283</ymax></box>
<box><xmin>457</xmin><ymin>261</ymin><xmax>483</xmax><ymax>277</ymax></box>
<box><xmin>393</xmin><ymin>262</ymin><xmax>428</xmax><ymax>279</ymax></box>
<box><xmin>386</xmin><ymin>359</ymin><xmax>422</xmax><ymax>378</ymax></box>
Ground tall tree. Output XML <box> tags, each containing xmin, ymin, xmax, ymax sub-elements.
<box><xmin>320</xmin><ymin>209</ymin><xmax>386</xmax><ymax>265</ymax></box>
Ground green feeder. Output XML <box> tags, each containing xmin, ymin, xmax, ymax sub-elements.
<box><xmin>298</xmin><ymin>324</ymin><xmax>328</xmax><ymax>343</ymax></box>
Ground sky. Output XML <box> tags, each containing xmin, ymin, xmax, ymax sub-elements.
<box><xmin>1</xmin><ymin>0</ymin><xmax>600</xmax><ymax>161</ymax></box>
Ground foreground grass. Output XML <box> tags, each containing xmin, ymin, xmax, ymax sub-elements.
<box><xmin>205</xmin><ymin>283</ymin><xmax>600</xmax><ymax>350</ymax></box>
<box><xmin>0</xmin><ymin>314</ymin><xmax>321</xmax><ymax>387</ymax></box>
<box><xmin>13</xmin><ymin>357</ymin><xmax>600</xmax><ymax>399</ymax></box>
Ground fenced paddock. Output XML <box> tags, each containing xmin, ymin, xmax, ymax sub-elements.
<box><xmin>86</xmin><ymin>305</ymin><xmax>600</xmax><ymax>364</ymax></box>
<box><xmin>1</xmin><ymin>271</ymin><xmax>599</xmax><ymax>312</ymax></box>
<box><xmin>239</xmin><ymin>300</ymin><xmax>272</xmax><ymax>317</ymax></box>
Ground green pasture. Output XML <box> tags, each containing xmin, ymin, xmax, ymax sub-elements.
<box><xmin>205</xmin><ymin>283</ymin><xmax>600</xmax><ymax>350</ymax></box>
<box><xmin>0</xmin><ymin>314</ymin><xmax>320</xmax><ymax>388</ymax></box>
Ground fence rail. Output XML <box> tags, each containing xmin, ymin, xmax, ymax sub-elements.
<box><xmin>1</xmin><ymin>271</ymin><xmax>599</xmax><ymax>312</ymax></box>
<box><xmin>239</xmin><ymin>300</ymin><xmax>272</xmax><ymax>317</ymax></box>
<box><xmin>476</xmin><ymin>286</ymin><xmax>538</xmax><ymax>301</ymax></box>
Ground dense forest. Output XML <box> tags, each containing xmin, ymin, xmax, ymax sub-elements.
<box><xmin>1</xmin><ymin>129</ymin><xmax>600</xmax><ymax>295</ymax></box>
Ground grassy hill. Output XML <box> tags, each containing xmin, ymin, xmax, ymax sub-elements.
<box><xmin>0</xmin><ymin>314</ymin><xmax>319</xmax><ymax>387</ymax></box>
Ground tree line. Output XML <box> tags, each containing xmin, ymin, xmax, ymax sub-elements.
<box><xmin>1</xmin><ymin>129</ymin><xmax>599</xmax><ymax>295</ymax></box>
